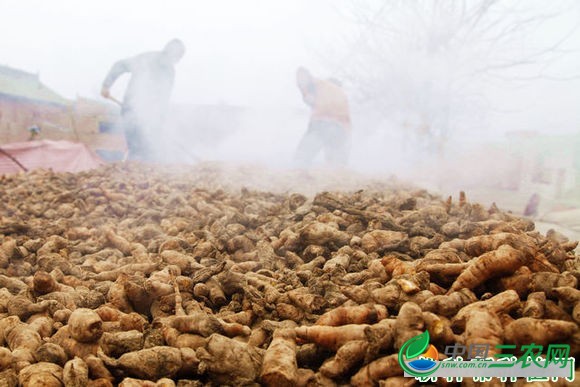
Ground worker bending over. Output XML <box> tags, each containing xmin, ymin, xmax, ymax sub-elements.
<box><xmin>295</xmin><ymin>67</ymin><xmax>351</xmax><ymax>167</ymax></box>
<box><xmin>101</xmin><ymin>39</ymin><xmax>185</xmax><ymax>161</ymax></box>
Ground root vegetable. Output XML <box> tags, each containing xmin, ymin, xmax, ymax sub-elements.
<box><xmin>463</xmin><ymin>310</ymin><xmax>503</xmax><ymax>358</ymax></box>
<box><xmin>449</xmin><ymin>244</ymin><xmax>532</xmax><ymax>292</ymax></box>
<box><xmin>120</xmin><ymin>312</ymin><xmax>148</xmax><ymax>332</ymax></box>
<box><xmin>371</xmin><ymin>273</ymin><xmax>431</xmax><ymax>310</ymax></box>
<box><xmin>118</xmin><ymin>378</ymin><xmax>157</xmax><ymax>387</ymax></box>
<box><xmin>315</xmin><ymin>304</ymin><xmax>387</xmax><ymax>326</ymax></box>
<box><xmin>0</xmin><ymin>347</ymin><xmax>13</xmax><ymax>370</ymax></box>
<box><xmin>428</xmin><ymin>282</ymin><xmax>447</xmax><ymax>295</ymax></box>
<box><xmin>1</xmin><ymin>162</ymin><xmax>578</xmax><ymax>385</ymax></box>
<box><xmin>276</xmin><ymin>302</ymin><xmax>305</xmax><ymax>322</ymax></box>
<box><xmin>530</xmin><ymin>272</ymin><xmax>577</xmax><ymax>297</ymax></box>
<box><xmin>63</xmin><ymin>357</ymin><xmax>89</xmax><ymax>387</ymax></box>
<box><xmin>528</xmin><ymin>252</ymin><xmax>560</xmax><ymax>273</ymax></box>
<box><xmin>421</xmin><ymin>312</ymin><xmax>457</xmax><ymax>346</ymax></box>
<box><xmin>362</xmin><ymin>230</ymin><xmax>406</xmax><ymax>253</ymax></box>
<box><xmin>204</xmin><ymin>277</ymin><xmax>226</xmax><ymax>307</ymax></box>
<box><xmin>421</xmin><ymin>289</ymin><xmax>477</xmax><ymax>317</ymax></box>
<box><xmin>553</xmin><ymin>286</ymin><xmax>580</xmax><ymax>304</ymax></box>
<box><xmin>416</xmin><ymin>262</ymin><xmax>469</xmax><ymax>285</ymax></box>
<box><xmin>0</xmin><ymin>275</ymin><xmax>28</xmax><ymax>294</ymax></box>
<box><xmin>159</xmin><ymin>311</ymin><xmax>249</xmax><ymax>338</ymax></box>
<box><xmin>299</xmin><ymin>255</ymin><xmax>326</xmax><ymax>270</ymax></box>
<box><xmin>453</xmin><ymin>290</ymin><xmax>520</xmax><ymax>330</ymax></box>
<box><xmin>300</xmin><ymin>222</ymin><xmax>350</xmax><ymax>248</ymax></box>
<box><xmin>103</xmin><ymin>227</ymin><xmax>135</xmax><ymax>256</ymax></box>
<box><xmin>100</xmin><ymin>330</ymin><xmax>144</xmax><ymax>357</ymax></box>
<box><xmin>219</xmin><ymin>309</ymin><xmax>254</xmax><ymax>326</ymax></box>
<box><xmin>84</xmin><ymin>355</ymin><xmax>114</xmax><ymax>383</ymax></box>
<box><xmin>6</xmin><ymin>296</ymin><xmax>54</xmax><ymax>320</ymax></box>
<box><xmin>364</xmin><ymin>318</ymin><xmax>397</xmax><ymax>359</ymax></box>
<box><xmin>522</xmin><ymin>292</ymin><xmax>546</xmax><ymax>319</ymax></box>
<box><xmin>260</xmin><ymin>329</ymin><xmax>298</xmax><ymax>387</ymax></box>
<box><xmin>350</xmin><ymin>354</ymin><xmax>402</xmax><ymax>386</ymax></box>
<box><xmin>552</xmin><ymin>286</ymin><xmax>580</xmax><ymax>323</ymax></box>
<box><xmin>161</xmin><ymin>326</ymin><xmax>206</xmax><ymax>350</ymax></box>
<box><xmin>33</xmin><ymin>270</ymin><xmax>71</xmax><ymax>295</ymax></box>
<box><xmin>155</xmin><ymin>378</ymin><xmax>176</xmax><ymax>387</ymax></box>
<box><xmin>319</xmin><ymin>340</ymin><xmax>368</xmax><ymax>379</ymax></box>
<box><xmin>35</xmin><ymin>343</ymin><xmax>68</xmax><ymax>366</ymax></box>
<box><xmin>504</xmin><ymin>318</ymin><xmax>578</xmax><ymax>347</ymax></box>
<box><xmin>99</xmin><ymin>346</ymin><xmax>198</xmax><ymax>380</ymax></box>
<box><xmin>119</xmin><ymin>378</ymin><xmax>177</xmax><ymax>387</ymax></box>
<box><xmin>87</xmin><ymin>378</ymin><xmax>114</xmax><ymax>387</ymax></box>
<box><xmin>0</xmin><ymin>369</ymin><xmax>18</xmax><ymax>387</ymax></box>
<box><xmin>90</xmin><ymin>262</ymin><xmax>159</xmax><ymax>282</ymax></box>
<box><xmin>394</xmin><ymin>302</ymin><xmax>424</xmax><ymax>350</ymax></box>
<box><xmin>145</xmin><ymin>266</ymin><xmax>181</xmax><ymax>299</ymax></box>
<box><xmin>295</xmin><ymin>324</ymin><xmax>369</xmax><ymax>351</ymax></box>
<box><xmin>95</xmin><ymin>306</ymin><xmax>147</xmax><ymax>332</ymax></box>
<box><xmin>0</xmin><ymin>316</ymin><xmax>42</xmax><ymax>369</ymax></box>
<box><xmin>496</xmin><ymin>266</ymin><xmax>532</xmax><ymax>298</ymax></box>
<box><xmin>296</xmin><ymin>343</ymin><xmax>333</xmax><ymax>370</ymax></box>
<box><xmin>323</xmin><ymin>252</ymin><xmax>351</xmax><ymax>272</ymax></box>
<box><xmin>440</xmin><ymin>232</ymin><xmax>524</xmax><ymax>257</ymax></box>
<box><xmin>188</xmin><ymin>261</ymin><xmax>226</xmax><ymax>285</ymax></box>
<box><xmin>379</xmin><ymin>376</ymin><xmax>415</xmax><ymax>387</ymax></box>
<box><xmin>341</xmin><ymin>259</ymin><xmax>387</xmax><ymax>285</ymax></box>
<box><xmin>287</xmin><ymin>288</ymin><xmax>325</xmax><ymax>313</ymax></box>
<box><xmin>49</xmin><ymin>324</ymin><xmax>100</xmax><ymax>359</ymax></box>
<box><xmin>196</xmin><ymin>334</ymin><xmax>262</xmax><ymax>385</ymax></box>
<box><xmin>107</xmin><ymin>278</ymin><xmax>133</xmax><ymax>313</ymax></box>
<box><xmin>544</xmin><ymin>300</ymin><xmax>575</xmax><ymax>322</ymax></box>
<box><xmin>18</xmin><ymin>362</ymin><xmax>63</xmax><ymax>387</ymax></box>
<box><xmin>122</xmin><ymin>276</ymin><xmax>154</xmax><ymax>315</ymax></box>
<box><xmin>37</xmin><ymin>291</ymin><xmax>78</xmax><ymax>311</ymax></box>
<box><xmin>28</xmin><ymin>314</ymin><xmax>55</xmax><ymax>338</ymax></box>
<box><xmin>160</xmin><ymin>251</ymin><xmax>202</xmax><ymax>275</ymax></box>
<box><xmin>68</xmin><ymin>308</ymin><xmax>103</xmax><ymax>343</ymax></box>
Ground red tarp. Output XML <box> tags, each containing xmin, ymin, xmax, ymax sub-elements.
<box><xmin>0</xmin><ymin>140</ymin><xmax>104</xmax><ymax>174</ymax></box>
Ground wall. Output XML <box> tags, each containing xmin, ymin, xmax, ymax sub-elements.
<box><xmin>0</xmin><ymin>96</ymin><xmax>126</xmax><ymax>153</ymax></box>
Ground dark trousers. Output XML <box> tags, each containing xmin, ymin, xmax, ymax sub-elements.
<box><xmin>121</xmin><ymin>107</ymin><xmax>155</xmax><ymax>161</ymax></box>
<box><xmin>294</xmin><ymin>120</ymin><xmax>350</xmax><ymax>167</ymax></box>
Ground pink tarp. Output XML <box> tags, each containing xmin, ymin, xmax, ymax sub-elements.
<box><xmin>0</xmin><ymin>140</ymin><xmax>104</xmax><ymax>174</ymax></box>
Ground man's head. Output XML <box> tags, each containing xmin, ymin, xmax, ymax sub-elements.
<box><xmin>163</xmin><ymin>39</ymin><xmax>186</xmax><ymax>63</ymax></box>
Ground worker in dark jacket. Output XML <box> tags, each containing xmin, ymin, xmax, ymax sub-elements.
<box><xmin>295</xmin><ymin>67</ymin><xmax>351</xmax><ymax>167</ymax></box>
<box><xmin>101</xmin><ymin>39</ymin><xmax>185</xmax><ymax>161</ymax></box>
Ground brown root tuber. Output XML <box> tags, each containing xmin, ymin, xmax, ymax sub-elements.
<box><xmin>504</xmin><ymin>318</ymin><xmax>578</xmax><ymax>347</ymax></box>
<box><xmin>449</xmin><ymin>244</ymin><xmax>532</xmax><ymax>293</ymax></box>
<box><xmin>260</xmin><ymin>329</ymin><xmax>298</xmax><ymax>387</ymax></box>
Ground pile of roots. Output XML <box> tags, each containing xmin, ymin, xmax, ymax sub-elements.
<box><xmin>0</xmin><ymin>162</ymin><xmax>578</xmax><ymax>386</ymax></box>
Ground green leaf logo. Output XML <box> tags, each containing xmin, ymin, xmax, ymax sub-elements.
<box><xmin>405</xmin><ymin>331</ymin><xmax>430</xmax><ymax>359</ymax></box>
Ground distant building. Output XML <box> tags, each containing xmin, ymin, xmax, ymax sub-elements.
<box><xmin>71</xmin><ymin>97</ymin><xmax>126</xmax><ymax>160</ymax></box>
<box><xmin>0</xmin><ymin>64</ymin><xmax>124</xmax><ymax>158</ymax></box>
<box><xmin>0</xmin><ymin>65</ymin><xmax>72</xmax><ymax>143</ymax></box>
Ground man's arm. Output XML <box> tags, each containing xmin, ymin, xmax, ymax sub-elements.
<box><xmin>300</xmin><ymin>82</ymin><xmax>316</xmax><ymax>107</ymax></box>
<box><xmin>101</xmin><ymin>56</ymin><xmax>138</xmax><ymax>98</ymax></box>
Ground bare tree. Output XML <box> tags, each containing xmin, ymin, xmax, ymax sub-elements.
<box><xmin>330</xmin><ymin>0</ymin><xmax>579</xmax><ymax>156</ymax></box>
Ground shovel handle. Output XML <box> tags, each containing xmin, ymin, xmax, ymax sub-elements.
<box><xmin>106</xmin><ymin>95</ymin><xmax>123</xmax><ymax>107</ymax></box>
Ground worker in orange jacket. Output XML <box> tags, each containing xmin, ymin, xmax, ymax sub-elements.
<box><xmin>295</xmin><ymin>67</ymin><xmax>351</xmax><ymax>167</ymax></box>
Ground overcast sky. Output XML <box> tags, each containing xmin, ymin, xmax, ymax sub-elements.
<box><xmin>0</xmin><ymin>0</ymin><xmax>347</xmax><ymax>108</ymax></box>
<box><xmin>1</xmin><ymin>0</ymin><xmax>579</xmax><ymax>134</ymax></box>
